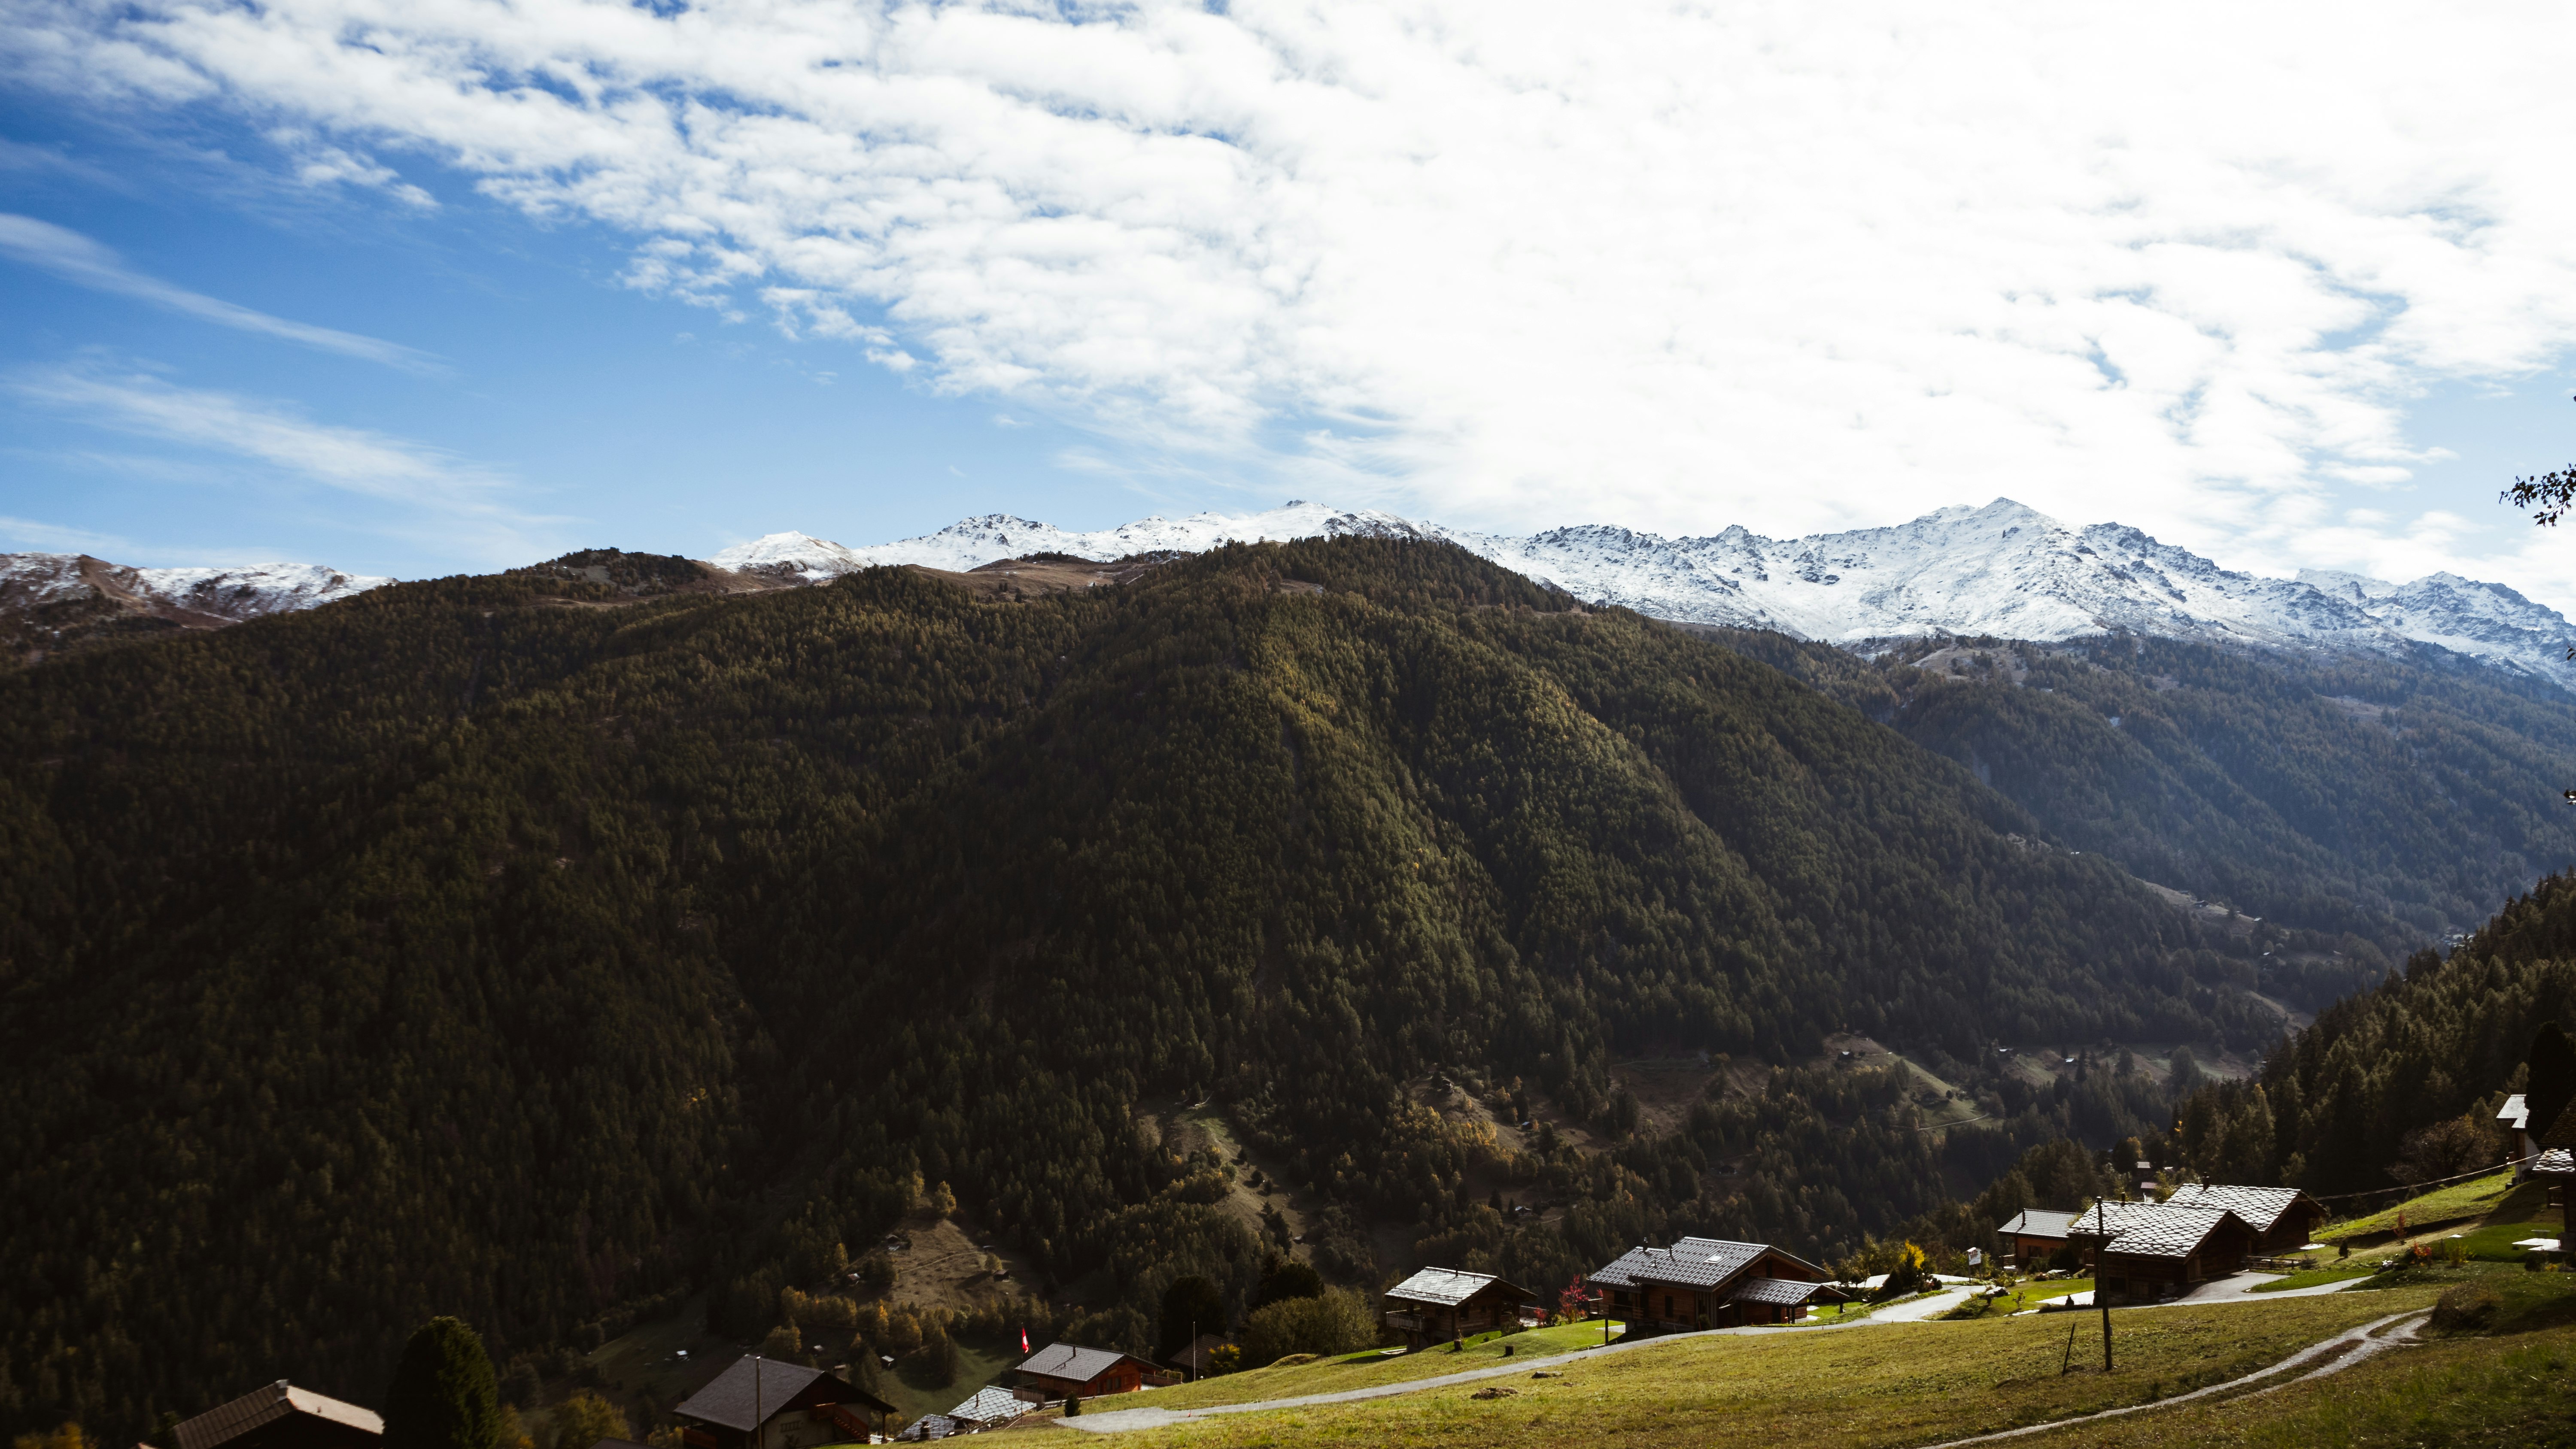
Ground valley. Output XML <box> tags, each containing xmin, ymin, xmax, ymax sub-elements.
<box><xmin>3</xmin><ymin>529</ymin><xmax>2573</xmax><ymax>1446</ymax></box>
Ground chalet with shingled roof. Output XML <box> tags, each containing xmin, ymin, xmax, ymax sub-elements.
<box><xmin>1587</xmin><ymin>1237</ymin><xmax>1833</xmax><ymax>1331</ymax></box>
<box><xmin>2162</xmin><ymin>1183</ymin><xmax>2327</xmax><ymax>1255</ymax></box>
<box><xmin>1379</xmin><ymin>1267</ymin><xmax>1537</xmax><ymax>1346</ymax></box>
<box><xmin>2066</xmin><ymin>1200</ymin><xmax>2256</xmax><ymax>1301</ymax></box>
<box><xmin>673</xmin><ymin>1357</ymin><xmax>894</xmax><ymax>1449</ymax></box>
<box><xmin>172</xmin><ymin>1381</ymin><xmax>382</xmax><ymax>1449</ymax></box>
<box><xmin>1013</xmin><ymin>1343</ymin><xmax>1160</xmax><ymax>1399</ymax></box>
<box><xmin>1997</xmin><ymin>1208</ymin><xmax>2078</xmax><ymax>1268</ymax></box>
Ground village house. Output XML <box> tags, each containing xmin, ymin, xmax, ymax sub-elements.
<box><xmin>2528</xmin><ymin>1102</ymin><xmax>2576</xmax><ymax>1216</ymax></box>
<box><xmin>2066</xmin><ymin>1200</ymin><xmax>2257</xmax><ymax>1301</ymax></box>
<box><xmin>1378</xmin><ymin>1267</ymin><xmax>1538</xmax><ymax>1347</ymax></box>
<box><xmin>2499</xmin><ymin>1094</ymin><xmax>2537</xmax><ymax>1173</ymax></box>
<box><xmin>172</xmin><ymin>1381</ymin><xmax>382</xmax><ymax>1449</ymax></box>
<box><xmin>1587</xmin><ymin>1237</ymin><xmax>1834</xmax><ymax>1331</ymax></box>
<box><xmin>1012</xmin><ymin>1343</ymin><xmax>1163</xmax><ymax>1400</ymax></box>
<box><xmin>673</xmin><ymin>1357</ymin><xmax>895</xmax><ymax>1449</ymax></box>
<box><xmin>1996</xmin><ymin>1208</ymin><xmax>2078</xmax><ymax>1268</ymax></box>
<box><xmin>2163</xmin><ymin>1182</ymin><xmax>2329</xmax><ymax>1255</ymax></box>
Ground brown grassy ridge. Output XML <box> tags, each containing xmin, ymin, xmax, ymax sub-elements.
<box><xmin>1101</xmin><ymin>1291</ymin><xmax>2442</xmax><ymax>1448</ymax></box>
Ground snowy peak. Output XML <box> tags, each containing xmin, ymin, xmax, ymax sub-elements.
<box><xmin>1</xmin><ymin>551</ymin><xmax>389</xmax><ymax>665</ymax></box>
<box><xmin>0</xmin><ymin>552</ymin><xmax>387</xmax><ymax>622</ymax></box>
<box><xmin>711</xmin><ymin>502</ymin><xmax>1434</xmax><ymax>579</ymax></box>
<box><xmin>735</xmin><ymin>498</ymin><xmax>2576</xmax><ymax>691</ymax></box>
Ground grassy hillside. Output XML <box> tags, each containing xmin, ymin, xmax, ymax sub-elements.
<box><xmin>1089</xmin><ymin>1289</ymin><xmax>2452</xmax><ymax>1447</ymax></box>
<box><xmin>0</xmin><ymin>539</ymin><xmax>2263</xmax><ymax>1437</ymax></box>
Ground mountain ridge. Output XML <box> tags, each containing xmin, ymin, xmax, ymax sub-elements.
<box><xmin>717</xmin><ymin>499</ymin><xmax>2576</xmax><ymax>691</ymax></box>
<box><xmin>18</xmin><ymin>496</ymin><xmax>2576</xmax><ymax>690</ymax></box>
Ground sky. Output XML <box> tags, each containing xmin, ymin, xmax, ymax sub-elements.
<box><xmin>9</xmin><ymin>2</ymin><xmax>2576</xmax><ymax>605</ymax></box>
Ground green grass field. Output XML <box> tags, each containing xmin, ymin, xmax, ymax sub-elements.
<box><xmin>2320</xmin><ymin>1170</ymin><xmax>2522</xmax><ymax>1240</ymax></box>
<box><xmin>1133</xmin><ymin>1322</ymin><xmax>1623</xmax><ymax>1411</ymax></box>
<box><xmin>2018</xmin><ymin>1273</ymin><xmax>2576</xmax><ymax>1445</ymax></box>
<box><xmin>1102</xmin><ymin>1288</ymin><xmax>2447</xmax><ymax>1448</ymax></box>
<box><xmin>2251</xmin><ymin>1263</ymin><xmax>2380</xmax><ymax>1292</ymax></box>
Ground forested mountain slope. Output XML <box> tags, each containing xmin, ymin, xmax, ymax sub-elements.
<box><xmin>0</xmin><ymin>540</ymin><xmax>2260</xmax><ymax>1437</ymax></box>
<box><xmin>2160</xmin><ymin>872</ymin><xmax>2576</xmax><ymax>1195</ymax></box>
<box><xmin>1695</xmin><ymin>627</ymin><xmax>2576</xmax><ymax>961</ymax></box>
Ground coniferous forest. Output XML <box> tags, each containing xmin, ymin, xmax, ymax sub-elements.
<box><xmin>4</xmin><ymin>536</ymin><xmax>2573</xmax><ymax>1440</ymax></box>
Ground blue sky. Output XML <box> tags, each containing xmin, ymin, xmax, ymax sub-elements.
<box><xmin>9</xmin><ymin>1</ymin><xmax>2576</xmax><ymax>606</ymax></box>
<box><xmin>0</xmin><ymin>95</ymin><xmax>1232</xmax><ymax>579</ymax></box>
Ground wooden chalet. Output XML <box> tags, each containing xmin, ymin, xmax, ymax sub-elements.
<box><xmin>1012</xmin><ymin>1343</ymin><xmax>1161</xmax><ymax>1399</ymax></box>
<box><xmin>2528</xmin><ymin>1101</ymin><xmax>2576</xmax><ymax>1217</ymax></box>
<box><xmin>1996</xmin><ymin>1209</ymin><xmax>2078</xmax><ymax>1268</ymax></box>
<box><xmin>1588</xmin><ymin>1237</ymin><xmax>1833</xmax><ymax>1331</ymax></box>
<box><xmin>172</xmin><ymin>1382</ymin><xmax>381</xmax><ymax>1449</ymax></box>
<box><xmin>2066</xmin><ymin>1201</ymin><xmax>2256</xmax><ymax>1301</ymax></box>
<box><xmin>673</xmin><ymin>1357</ymin><xmax>895</xmax><ymax>1449</ymax></box>
<box><xmin>1379</xmin><ymin>1268</ymin><xmax>1537</xmax><ymax>1346</ymax></box>
<box><xmin>2163</xmin><ymin>1183</ymin><xmax>2329</xmax><ymax>1255</ymax></box>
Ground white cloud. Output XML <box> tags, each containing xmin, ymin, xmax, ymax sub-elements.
<box><xmin>0</xmin><ymin>213</ymin><xmax>443</xmax><ymax>372</ymax></box>
<box><xmin>8</xmin><ymin>362</ymin><xmax>550</xmax><ymax>561</ymax></box>
<box><xmin>267</xmin><ymin>128</ymin><xmax>439</xmax><ymax>209</ymax></box>
<box><xmin>18</xmin><ymin>0</ymin><xmax>2576</xmax><ymax>593</ymax></box>
<box><xmin>0</xmin><ymin>512</ymin><xmax>131</xmax><ymax>554</ymax></box>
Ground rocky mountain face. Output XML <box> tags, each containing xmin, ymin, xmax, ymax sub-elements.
<box><xmin>0</xmin><ymin>552</ymin><xmax>390</xmax><ymax>666</ymax></box>
<box><xmin>727</xmin><ymin>499</ymin><xmax>2576</xmax><ymax>691</ymax></box>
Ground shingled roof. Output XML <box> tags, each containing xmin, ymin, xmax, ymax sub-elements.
<box><xmin>2163</xmin><ymin>1183</ymin><xmax>2312</xmax><ymax>1232</ymax></box>
<box><xmin>1016</xmin><ymin>1343</ymin><xmax>1136</xmax><ymax>1385</ymax></box>
<box><xmin>1589</xmin><ymin>1237</ymin><xmax>1821</xmax><ymax>1290</ymax></box>
<box><xmin>672</xmin><ymin>1359</ymin><xmax>878</xmax><ymax>1432</ymax></box>
<box><xmin>1997</xmin><ymin>1209</ymin><xmax>2078</xmax><ymax>1240</ymax></box>
<box><xmin>1383</xmin><ymin>1267</ymin><xmax>1531</xmax><ymax>1307</ymax></box>
<box><xmin>173</xmin><ymin>1382</ymin><xmax>382</xmax><ymax>1449</ymax></box>
<box><xmin>2068</xmin><ymin>1201</ymin><xmax>2239</xmax><ymax>1259</ymax></box>
<box><xmin>1727</xmin><ymin>1277</ymin><xmax>1825</xmax><ymax>1307</ymax></box>
<box><xmin>942</xmin><ymin>1387</ymin><xmax>1029</xmax><ymax>1428</ymax></box>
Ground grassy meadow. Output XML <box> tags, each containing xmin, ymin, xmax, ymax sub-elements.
<box><xmin>2320</xmin><ymin>1171</ymin><xmax>2522</xmax><ymax>1240</ymax></box>
<box><xmin>1100</xmin><ymin>1288</ymin><xmax>2442</xmax><ymax>1448</ymax></box>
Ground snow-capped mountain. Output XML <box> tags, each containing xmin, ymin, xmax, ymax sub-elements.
<box><xmin>2</xmin><ymin>552</ymin><xmax>389</xmax><ymax>663</ymax></box>
<box><xmin>732</xmin><ymin>498</ymin><xmax>2576</xmax><ymax>690</ymax></box>
<box><xmin>0</xmin><ymin>552</ymin><xmax>389</xmax><ymax>621</ymax></box>
<box><xmin>711</xmin><ymin>501</ymin><xmax>1434</xmax><ymax>580</ymax></box>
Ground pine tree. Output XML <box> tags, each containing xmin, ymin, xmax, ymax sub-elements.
<box><xmin>1156</xmin><ymin>1276</ymin><xmax>1224</xmax><ymax>1362</ymax></box>
<box><xmin>2528</xmin><ymin>1022</ymin><xmax>2576</xmax><ymax>1137</ymax></box>
<box><xmin>384</xmin><ymin>1319</ymin><xmax>500</xmax><ymax>1449</ymax></box>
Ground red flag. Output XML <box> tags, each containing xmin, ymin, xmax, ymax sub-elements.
<box><xmin>1020</xmin><ymin>1327</ymin><xmax>1030</xmax><ymax>1355</ymax></box>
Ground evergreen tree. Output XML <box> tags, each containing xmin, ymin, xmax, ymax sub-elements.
<box><xmin>547</xmin><ymin>1395</ymin><xmax>629</xmax><ymax>1449</ymax></box>
<box><xmin>1156</xmin><ymin>1276</ymin><xmax>1225</xmax><ymax>1362</ymax></box>
<box><xmin>1252</xmin><ymin>1258</ymin><xmax>1323</xmax><ymax>1310</ymax></box>
<box><xmin>384</xmin><ymin>1319</ymin><xmax>500</xmax><ymax>1449</ymax></box>
<box><xmin>2527</xmin><ymin>1021</ymin><xmax>2576</xmax><ymax>1137</ymax></box>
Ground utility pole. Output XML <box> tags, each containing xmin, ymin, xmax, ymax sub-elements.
<box><xmin>752</xmin><ymin>1355</ymin><xmax>762</xmax><ymax>1449</ymax></box>
<box><xmin>2099</xmin><ymin>1290</ymin><xmax>2112</xmax><ymax>1372</ymax></box>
